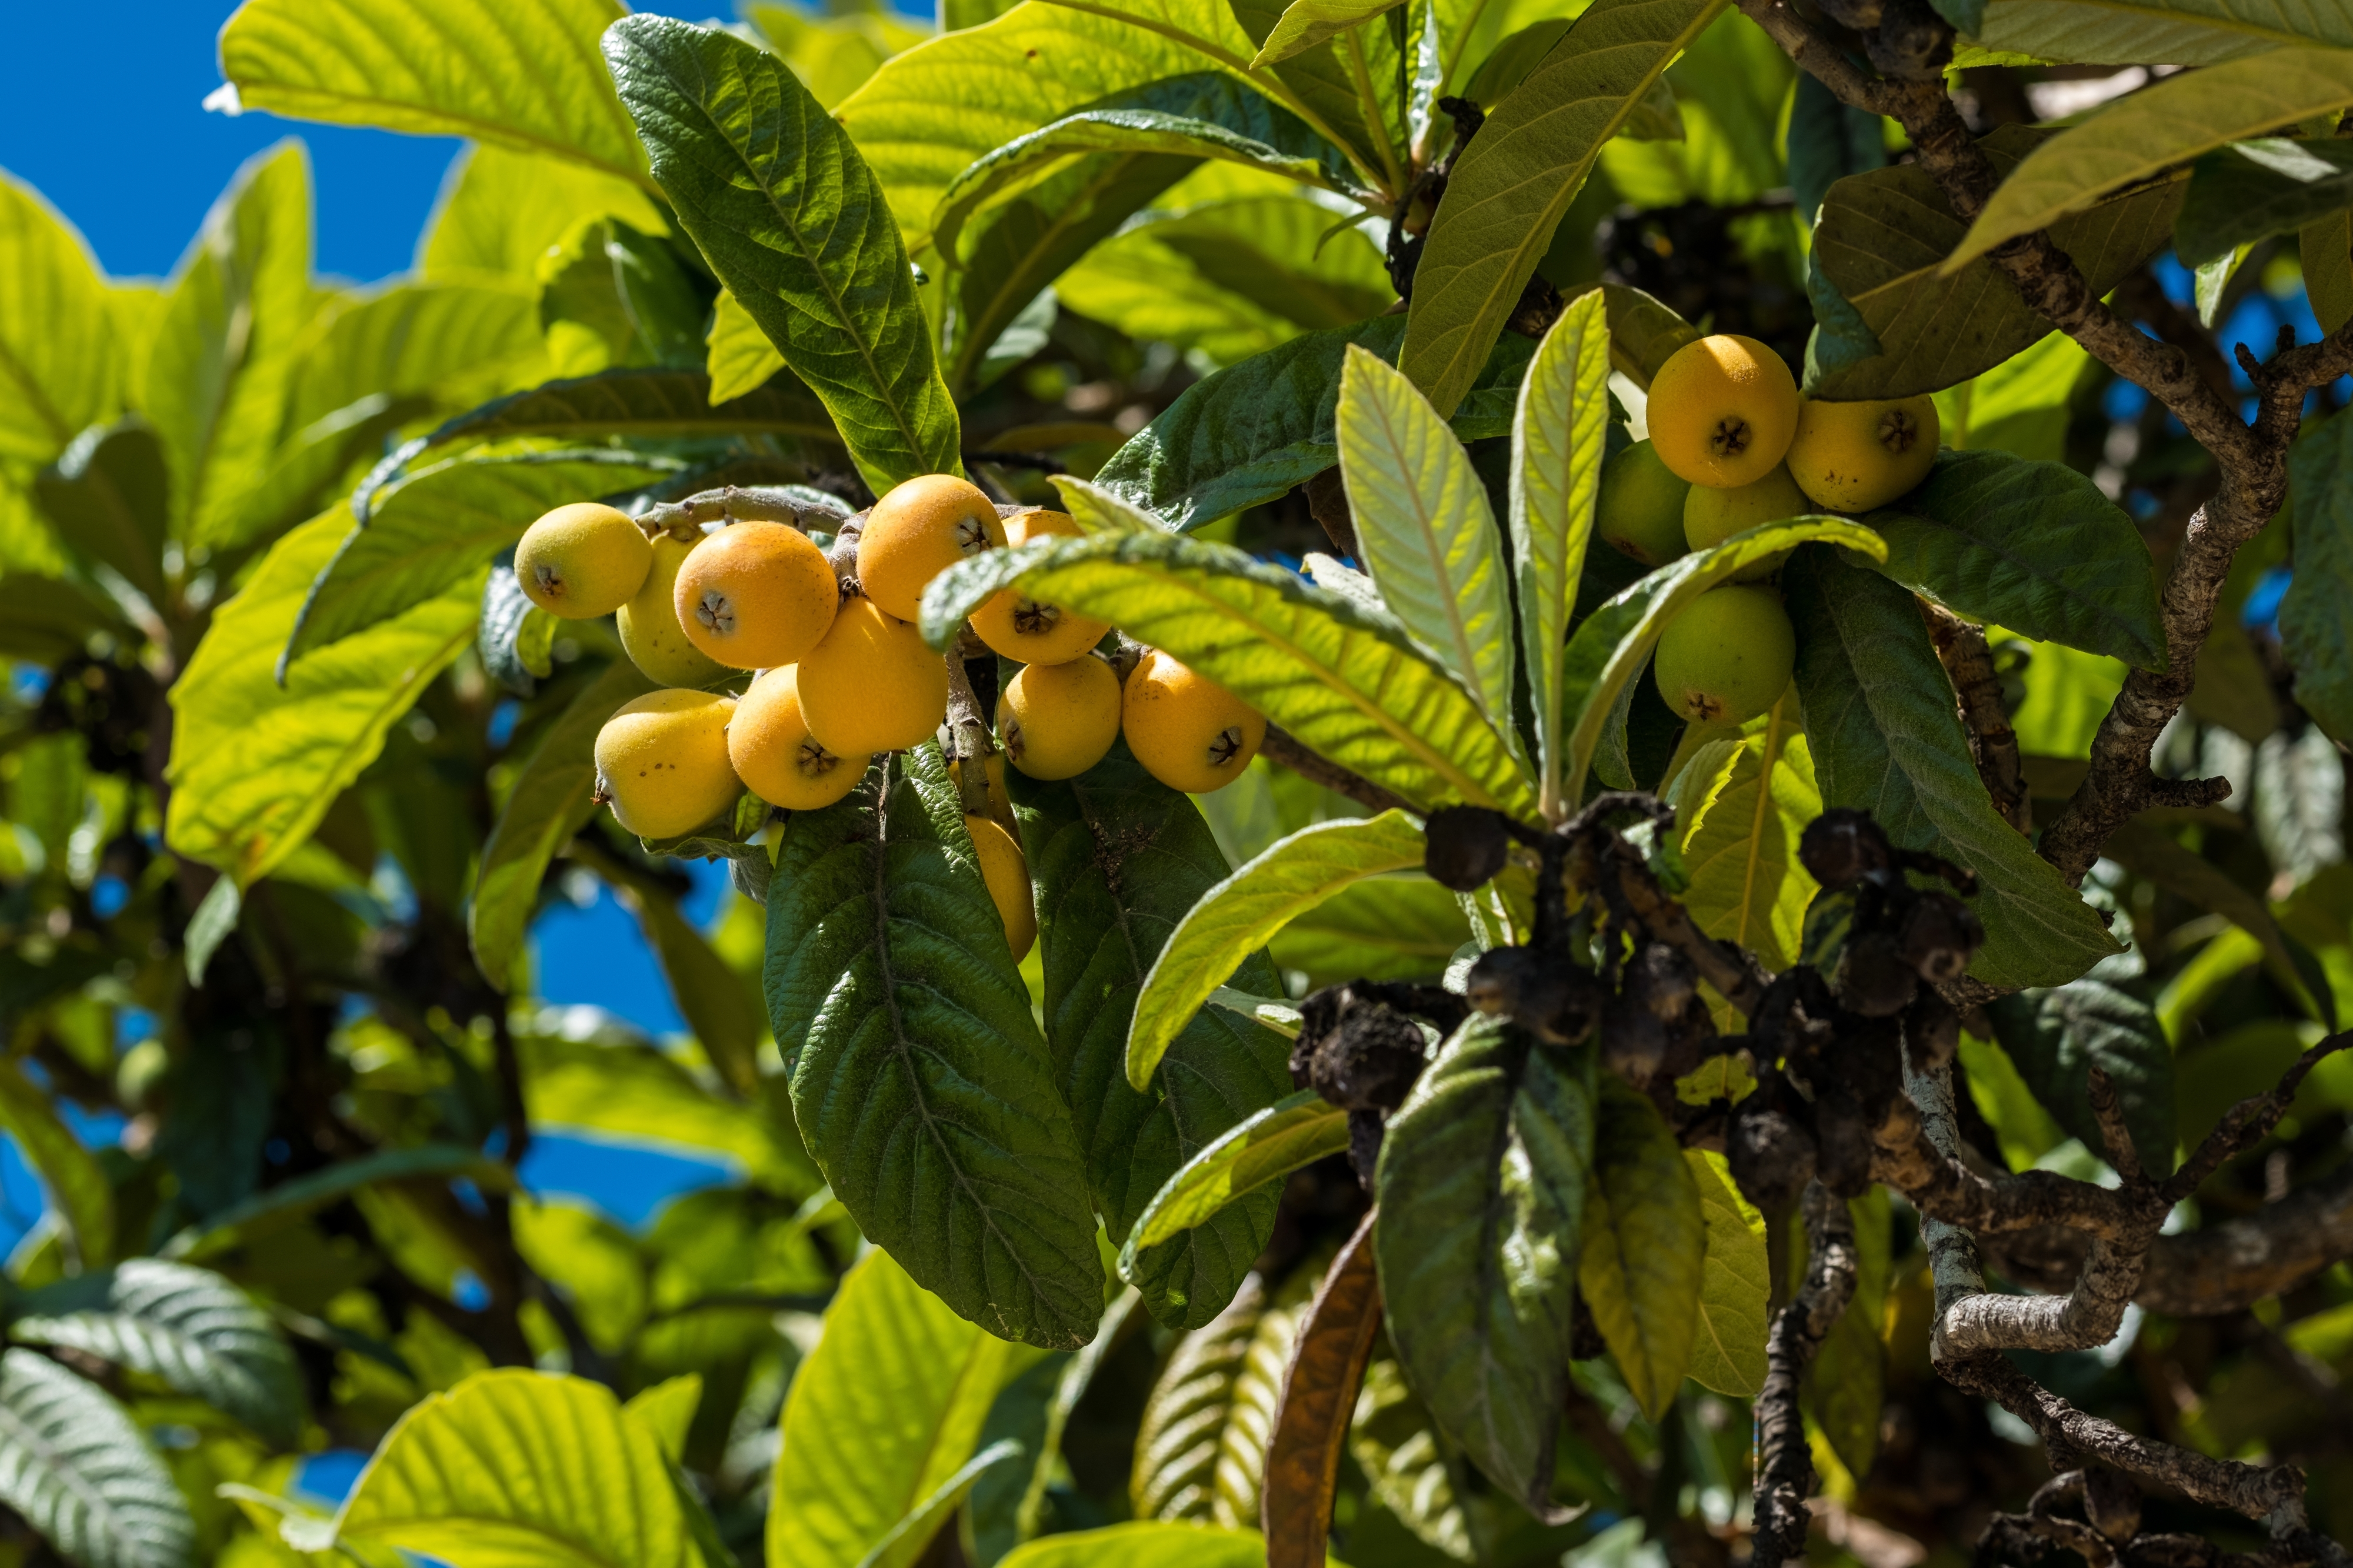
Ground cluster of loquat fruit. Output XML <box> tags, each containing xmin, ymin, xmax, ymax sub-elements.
<box><xmin>511</xmin><ymin>474</ymin><xmax>1266</xmax><ymax>961</ymax></box>
<box><xmin>1595</xmin><ymin>333</ymin><xmax>1939</xmax><ymax>728</ymax></box>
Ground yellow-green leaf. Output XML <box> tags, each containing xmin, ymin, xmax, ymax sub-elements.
<box><xmin>1577</xmin><ymin>1075</ymin><xmax>1703</xmax><ymax>1419</ymax></box>
<box><xmin>1001</xmin><ymin>1522</ymin><xmax>1294</xmax><ymax>1567</ymax></box>
<box><xmin>0</xmin><ymin>1060</ymin><xmax>114</xmax><ymax>1268</ymax></box>
<box><xmin>1251</xmin><ymin>0</ymin><xmax>1404</xmax><ymax>66</ymax></box>
<box><xmin>421</xmin><ymin>144</ymin><xmax>667</xmax><ymax>283</ymax></box>
<box><xmin>1677</xmin><ymin>699</ymin><xmax>1819</xmax><ymax>973</ymax></box>
<box><xmin>706</xmin><ymin>288</ymin><xmax>788</xmax><ymax>405</ymax></box>
<box><xmin>1121</xmin><ymin>1090</ymin><xmax>1351</xmax><ymax>1265</ymax></box>
<box><xmin>1681</xmin><ymin>1150</ymin><xmax>1767</xmax><ymax>1399</ymax></box>
<box><xmin>1964</xmin><ymin>0</ymin><xmax>2353</xmax><ymax>65</ymax></box>
<box><xmin>0</xmin><ymin>172</ymin><xmax>119</xmax><ymax>468</ymax></box>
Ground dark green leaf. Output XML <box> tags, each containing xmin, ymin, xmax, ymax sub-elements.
<box><xmin>1787</xmin><ymin>71</ymin><xmax>1883</xmax><ymax>224</ymax></box>
<box><xmin>1863</xmin><ymin>448</ymin><xmax>2165</xmax><ymax>669</ymax></box>
<box><xmin>1989</xmin><ymin>981</ymin><xmax>2176</xmax><ymax>1175</ymax></box>
<box><xmin>1577</xmin><ymin>1073</ymin><xmax>1704</xmax><ymax>1419</ymax></box>
<box><xmin>763</xmin><ymin>748</ymin><xmax>1104</xmax><ymax>1347</ymax></box>
<box><xmin>159</xmin><ymin>1145</ymin><xmax>515</xmax><ymax>1263</ymax></box>
<box><xmin>1227</xmin><ymin>0</ymin><xmax>1406</xmax><ymax>193</ymax></box>
<box><xmin>0</xmin><ymin>1349</ymin><xmax>192</xmax><ymax>1568</ymax></box>
<box><xmin>605</xmin><ymin>16</ymin><xmax>962</xmax><ymax>492</ymax></box>
<box><xmin>1119</xmin><ymin>1091</ymin><xmax>1349</xmax><ymax>1272</ymax></box>
<box><xmin>2282</xmin><ymin>411</ymin><xmax>2353</xmax><ymax>745</ymax></box>
<box><xmin>34</xmin><ymin>422</ymin><xmax>168</xmax><ymax>606</ymax></box>
<box><xmin>2178</xmin><ymin>138</ymin><xmax>2353</xmax><ymax>268</ymax></box>
<box><xmin>1092</xmin><ymin>316</ymin><xmax>1533</xmax><ymax>531</ymax></box>
<box><xmin>1787</xmin><ymin>548</ymin><xmax>2121</xmax><ymax>990</ymax></box>
<box><xmin>1807</xmin><ymin>125</ymin><xmax>2184</xmax><ymax>398</ymax></box>
<box><xmin>1011</xmin><ymin>743</ymin><xmax>1294</xmax><ymax>1329</ymax></box>
<box><xmin>0</xmin><ymin>575</ymin><xmax>128</xmax><ymax>664</ymax></box>
<box><xmin>1398</xmin><ymin>0</ymin><xmax>1724</xmax><ymax>416</ymax></box>
<box><xmin>12</xmin><ymin>1261</ymin><xmax>302</xmax><ymax>1448</ymax></box>
<box><xmin>1375</xmin><ymin>1015</ymin><xmax>1591</xmax><ymax>1519</ymax></box>
<box><xmin>478</xmin><ymin>564</ymin><xmax>549</xmax><ymax>697</ymax></box>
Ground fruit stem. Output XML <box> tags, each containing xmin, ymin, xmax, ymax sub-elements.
<box><xmin>636</xmin><ymin>485</ymin><xmax>844</xmax><ymax>544</ymax></box>
<box><xmin>943</xmin><ymin>648</ymin><xmax>998</xmax><ymax>820</ymax></box>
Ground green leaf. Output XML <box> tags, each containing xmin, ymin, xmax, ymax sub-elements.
<box><xmin>1682</xmin><ymin>1150</ymin><xmax>1767</xmax><ymax>1399</ymax></box>
<box><xmin>1577</xmin><ymin>1073</ymin><xmax>1704</xmax><ymax>1420</ymax></box>
<box><xmin>1786</xmin><ymin>547</ymin><xmax>2121</xmax><ymax>990</ymax></box>
<box><xmin>1567</xmin><ymin>281</ymin><xmax>1699</xmax><ymax>389</ymax></box>
<box><xmin>1129</xmin><ymin>1273</ymin><xmax>1268</xmax><ymax>1523</ymax></box>
<box><xmin>922</xmin><ymin>529</ymin><xmax>1541</xmax><ymax>816</ymax></box>
<box><xmin>1808</xmin><ymin>125</ymin><xmax>2184</xmax><ymax>400</ymax></box>
<box><xmin>998</xmin><ymin>1522</ymin><xmax>1282</xmax><ymax>1568</ymax></box>
<box><xmin>422</xmin><ymin>144</ymin><xmax>668</xmax><ymax>281</ymax></box>
<box><xmin>158</xmin><ymin>1145</ymin><xmax>512</xmax><ymax>1262</ymax></box>
<box><xmin>1949</xmin><ymin>54</ymin><xmax>2353</xmax><ymax>273</ymax></box>
<box><xmin>521</xmin><ymin>1033</ymin><xmax>818</xmax><ymax>1194</ymax></box>
<box><xmin>2282</xmin><ymin>411</ymin><xmax>2353</xmax><ymax>745</ymax></box>
<box><xmin>707</xmin><ymin>288</ymin><xmax>788</xmax><ymax>405</ymax></box>
<box><xmin>11</xmin><ymin>1261</ymin><xmax>302</xmax><ymax>1449</ymax></box>
<box><xmin>1930</xmin><ymin>328</ymin><xmax>2095</xmax><ymax>465</ymax></box>
<box><xmin>1559</xmin><ymin>515</ymin><xmax>1887</xmax><ymax>804</ymax></box>
<box><xmin>1398</xmin><ymin>0</ymin><xmax>1725</xmax><ymax>417</ymax></box>
<box><xmin>1252</xmin><ymin>0</ymin><xmax>1405</xmax><ymax>65</ymax></box>
<box><xmin>0</xmin><ymin>573</ymin><xmax>129</xmax><ymax>664</ymax></box>
<box><xmin>1863</xmin><ymin>449</ymin><xmax>2165</xmax><ymax>670</ymax></box>
<box><xmin>31</xmin><ymin>422</ymin><xmax>168</xmax><ymax>614</ymax></box>
<box><xmin>773</xmin><ymin>1251</ymin><xmax>1024</xmax><ymax>1568</ymax></box>
<box><xmin>1511</xmin><ymin>290</ymin><xmax>1610</xmax><ymax>817</ymax></box>
<box><xmin>1009</xmin><ymin>746</ymin><xmax>1294</xmax><ymax>1329</ymax></box>
<box><xmin>0</xmin><ymin>1059</ymin><xmax>115</xmax><ymax>1269</ymax></box>
<box><xmin>0</xmin><ymin>172</ymin><xmax>121</xmax><ymax>468</ymax></box>
<box><xmin>764</xmin><ymin>748</ymin><xmax>1105</xmax><ymax>1347</ymax></box>
<box><xmin>1962</xmin><ymin>0</ymin><xmax>2353</xmax><ymax>62</ymax></box>
<box><xmin>285</xmin><ymin>451</ymin><xmax>675</xmax><ymax>669</ymax></box>
<box><xmin>1338</xmin><ymin>346</ymin><xmax>1518</xmax><ymax>745</ymax></box>
<box><xmin>2177</xmin><ymin>138</ymin><xmax>2353</xmax><ymax>268</ymax></box>
<box><xmin>605</xmin><ymin>16</ymin><xmax>961</xmax><ymax>493</ymax></box>
<box><xmin>521</xmin><ymin>1200</ymin><xmax>650</xmax><ymax>1356</ymax></box>
<box><xmin>165</xmin><ymin>508</ymin><xmax>478</xmax><ymax>887</ymax></box>
<box><xmin>471</xmin><ymin>663</ymin><xmax>655</xmax><ymax>989</ymax></box>
<box><xmin>2111</xmin><ymin>816</ymin><xmax>2327</xmax><ymax>1017</ymax></box>
<box><xmin>143</xmin><ymin>142</ymin><xmax>316</xmax><ymax>551</ymax></box>
<box><xmin>622</xmin><ymin>1374</ymin><xmax>702</xmax><ymax>1465</ymax></box>
<box><xmin>2306</xmin><ymin>209</ymin><xmax>2353</xmax><ymax>335</ymax></box>
<box><xmin>1788</xmin><ymin>70</ymin><xmax>1884</xmax><ymax>223</ymax></box>
<box><xmin>1121</xmin><ymin>1091</ymin><xmax>1351</xmax><ymax>1264</ymax></box>
<box><xmin>1375</xmin><ymin>1015</ymin><xmax>1591</xmax><ymax>1517</ymax></box>
<box><xmin>1677</xmin><ymin>703</ymin><xmax>1819</xmax><ymax>973</ymax></box>
<box><xmin>1091</xmin><ymin>315</ymin><xmax>1531</xmax><ymax>531</ymax></box>
<box><xmin>1989</xmin><ymin>981</ymin><xmax>2177</xmax><ymax>1175</ymax></box>
<box><xmin>1129</xmin><ymin>809</ymin><xmax>1426</xmax><ymax>1089</ymax></box>
<box><xmin>335</xmin><ymin>1368</ymin><xmax>686</xmax><ymax>1567</ymax></box>
<box><xmin>1268</xmin><ymin>875</ymin><xmax>1472</xmax><ymax>985</ymax></box>
<box><xmin>1800</xmin><ymin>1188</ymin><xmax>1888</xmax><ymax>1479</ymax></box>
<box><xmin>217</xmin><ymin>0</ymin><xmax>652</xmax><ymax>191</ymax></box>
<box><xmin>0</xmin><ymin>1349</ymin><xmax>192</xmax><ymax>1568</ymax></box>
<box><xmin>615</xmin><ymin>877</ymin><xmax>766</xmax><ymax>1098</ymax></box>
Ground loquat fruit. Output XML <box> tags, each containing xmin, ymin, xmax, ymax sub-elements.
<box><xmin>998</xmin><ymin>655</ymin><xmax>1121</xmax><ymax>780</ymax></box>
<box><xmin>969</xmin><ymin>509</ymin><xmax>1109</xmax><ymax>665</ymax></box>
<box><xmin>951</xmin><ymin>752</ymin><xmax>1019</xmax><ymax>838</ymax></box>
<box><xmin>1597</xmin><ymin>439</ymin><xmax>1692</xmax><ymax>568</ymax></box>
<box><xmin>516</xmin><ymin>502</ymin><xmax>652</xmax><ymax>619</ymax></box>
<box><xmin>674</xmin><ymin>521</ymin><xmax>839</xmax><ymax>670</ymax></box>
<box><xmin>618</xmin><ymin>532</ymin><xmax>732</xmax><ymax>688</ymax></box>
<box><xmin>1122</xmin><ymin>649</ymin><xmax>1265</xmax><ymax>795</ymax></box>
<box><xmin>728</xmin><ymin>665</ymin><xmax>869</xmax><ymax>812</ymax></box>
<box><xmin>1787</xmin><ymin>395</ymin><xmax>1940</xmax><ymax>513</ymax></box>
<box><xmin>1652</xmin><ymin>585</ymin><xmax>1795</xmax><ymax>727</ymax></box>
<box><xmin>1682</xmin><ymin>462</ymin><xmax>1810</xmax><ymax>581</ymax></box>
<box><xmin>856</xmin><ymin>473</ymin><xmax>1008</xmax><ymax>623</ymax></box>
<box><xmin>1647</xmin><ymin>334</ymin><xmax>1801</xmax><ymax>490</ymax></box>
<box><xmin>965</xmin><ymin>812</ymin><xmax>1036</xmax><ymax>961</ymax></box>
<box><xmin>594</xmin><ymin>689</ymin><xmax>742</xmax><ymax>839</ymax></box>
<box><xmin>796</xmin><ymin>596</ymin><xmax>949</xmax><ymax>756</ymax></box>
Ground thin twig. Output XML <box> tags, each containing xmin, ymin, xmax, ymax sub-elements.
<box><xmin>1261</xmin><ymin>725</ymin><xmax>1411</xmax><ymax>813</ymax></box>
<box><xmin>1752</xmin><ymin>1182</ymin><xmax>1858</xmax><ymax>1566</ymax></box>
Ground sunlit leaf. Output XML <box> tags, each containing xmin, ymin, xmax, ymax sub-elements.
<box><xmin>1682</xmin><ymin>1151</ymin><xmax>1768</xmax><ymax>1399</ymax></box>
<box><xmin>1578</xmin><ymin>1073</ymin><xmax>1703</xmax><ymax>1419</ymax></box>
<box><xmin>0</xmin><ymin>1350</ymin><xmax>192</xmax><ymax>1568</ymax></box>
<box><xmin>1121</xmin><ymin>1091</ymin><xmax>1351</xmax><ymax>1265</ymax></box>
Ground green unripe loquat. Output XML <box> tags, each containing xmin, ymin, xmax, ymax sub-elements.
<box><xmin>516</xmin><ymin>502</ymin><xmax>652</xmax><ymax>619</ymax></box>
<box><xmin>998</xmin><ymin>655</ymin><xmax>1121</xmax><ymax>780</ymax></box>
<box><xmin>619</xmin><ymin>532</ymin><xmax>732</xmax><ymax>688</ymax></box>
<box><xmin>594</xmin><ymin>689</ymin><xmax>742</xmax><ymax>839</ymax></box>
<box><xmin>1652</xmin><ymin>585</ymin><xmax>1795</xmax><ymax>727</ymax></box>
<box><xmin>1682</xmin><ymin>462</ymin><xmax>1810</xmax><ymax>580</ymax></box>
<box><xmin>1598</xmin><ymin>439</ymin><xmax>1692</xmax><ymax>568</ymax></box>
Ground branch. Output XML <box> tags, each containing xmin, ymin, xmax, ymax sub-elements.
<box><xmin>1921</xmin><ymin>604</ymin><xmax>2029</xmax><ymax>833</ymax></box>
<box><xmin>1261</xmin><ymin>725</ymin><xmax>1411</xmax><ymax>814</ymax></box>
<box><xmin>1751</xmin><ymin>1182</ymin><xmax>1858</xmax><ymax>1567</ymax></box>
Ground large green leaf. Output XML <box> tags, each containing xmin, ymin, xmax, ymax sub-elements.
<box><xmin>1511</xmin><ymin>290</ymin><xmax>1610</xmax><ymax>818</ymax></box>
<box><xmin>1224</xmin><ymin>0</ymin><xmax>1406</xmax><ymax>193</ymax></box>
<box><xmin>1267</xmin><ymin>875</ymin><xmax>1472</xmax><ymax>985</ymax></box>
<box><xmin>0</xmin><ymin>1060</ymin><xmax>114</xmax><ymax>1269</ymax></box>
<box><xmin>285</xmin><ymin>451</ymin><xmax>672</xmax><ymax>668</ymax></box>
<box><xmin>1009</xmin><ymin>745</ymin><xmax>1294</xmax><ymax>1329</ymax></box>
<box><xmin>1128</xmin><ymin>809</ymin><xmax>1427</xmax><ymax>1090</ymax></box>
<box><xmin>1338</xmin><ymin>346</ymin><xmax>1518</xmax><ymax>743</ymax></box>
<box><xmin>2177</xmin><ymin>138</ymin><xmax>2353</xmax><ymax>268</ymax></box>
<box><xmin>1676</xmin><ymin>703</ymin><xmax>1819</xmax><ymax>973</ymax></box>
<box><xmin>471</xmin><ymin>661</ymin><xmax>657</xmax><ymax>989</ymax></box>
<box><xmin>605</xmin><ymin>16</ymin><xmax>961</xmax><ymax>493</ymax></box>
<box><xmin>1120</xmin><ymin>1090</ymin><xmax>1351</xmax><ymax>1265</ymax></box>
<box><xmin>29</xmin><ymin>423</ymin><xmax>167</xmax><ymax>623</ymax></box>
<box><xmin>1091</xmin><ymin>315</ymin><xmax>1531</xmax><ymax>531</ymax></box>
<box><xmin>1864</xmin><ymin>449</ymin><xmax>2165</xmax><ymax>670</ymax></box>
<box><xmin>1963</xmin><ymin>0</ymin><xmax>2353</xmax><ymax>63</ymax></box>
<box><xmin>1785</xmin><ymin>548</ymin><xmax>2121</xmax><ymax>990</ymax></box>
<box><xmin>521</xmin><ymin>1034</ymin><xmax>818</xmax><ymax>1193</ymax></box>
<box><xmin>2282</xmin><ymin>410</ymin><xmax>2353</xmax><ymax>745</ymax></box>
<box><xmin>165</xmin><ymin>508</ymin><xmax>479</xmax><ymax>888</ymax></box>
<box><xmin>331</xmin><ymin>1369</ymin><xmax>686</xmax><ymax>1567</ymax></box>
<box><xmin>0</xmin><ymin>1349</ymin><xmax>192</xmax><ymax>1568</ymax></box>
<box><xmin>1398</xmin><ymin>0</ymin><xmax>1725</xmax><ymax>417</ymax></box>
<box><xmin>1989</xmin><ymin>982</ymin><xmax>2177</xmax><ymax>1176</ymax></box>
<box><xmin>1252</xmin><ymin>0</ymin><xmax>1405</xmax><ymax>64</ymax></box>
<box><xmin>1950</xmin><ymin>52</ymin><xmax>2353</xmax><ymax>271</ymax></box>
<box><xmin>1577</xmin><ymin>1073</ymin><xmax>1703</xmax><ymax>1419</ymax></box>
<box><xmin>1129</xmin><ymin>1275</ymin><xmax>1268</xmax><ymax>1523</ymax></box>
<box><xmin>1808</xmin><ymin>125</ymin><xmax>2184</xmax><ymax>400</ymax></box>
<box><xmin>921</xmin><ymin>528</ymin><xmax>1541</xmax><ymax>816</ymax></box>
<box><xmin>11</xmin><ymin>1261</ymin><xmax>302</xmax><ymax>1449</ymax></box>
<box><xmin>763</xmin><ymin>748</ymin><xmax>1105</xmax><ymax>1347</ymax></box>
<box><xmin>1559</xmin><ymin>515</ymin><xmax>1885</xmax><ymax>803</ymax></box>
<box><xmin>216</xmin><ymin>0</ymin><xmax>652</xmax><ymax>191</ymax></box>
<box><xmin>0</xmin><ymin>174</ymin><xmax>120</xmax><ymax>469</ymax></box>
<box><xmin>772</xmin><ymin>1250</ymin><xmax>1023</xmax><ymax>1568</ymax></box>
<box><xmin>1375</xmin><ymin>1015</ymin><xmax>1592</xmax><ymax>1517</ymax></box>
<box><xmin>1931</xmin><ymin>328</ymin><xmax>2095</xmax><ymax>465</ymax></box>
<box><xmin>142</xmin><ymin>142</ymin><xmax>316</xmax><ymax>551</ymax></box>
<box><xmin>421</xmin><ymin>144</ymin><xmax>668</xmax><ymax>281</ymax></box>
<box><xmin>1682</xmin><ymin>1150</ymin><xmax>1768</xmax><ymax>1399</ymax></box>
<box><xmin>999</xmin><ymin>1523</ymin><xmax>1284</xmax><ymax>1567</ymax></box>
